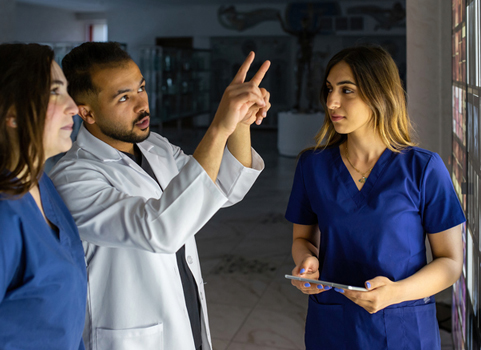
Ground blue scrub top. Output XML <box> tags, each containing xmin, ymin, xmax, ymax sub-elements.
<box><xmin>285</xmin><ymin>146</ymin><xmax>465</xmax><ymax>350</ymax></box>
<box><xmin>0</xmin><ymin>173</ymin><xmax>87</xmax><ymax>350</ymax></box>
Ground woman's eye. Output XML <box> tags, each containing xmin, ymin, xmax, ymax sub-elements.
<box><xmin>50</xmin><ymin>87</ymin><xmax>59</xmax><ymax>95</ymax></box>
<box><xmin>119</xmin><ymin>95</ymin><xmax>127</xmax><ymax>102</ymax></box>
<box><xmin>343</xmin><ymin>88</ymin><xmax>354</xmax><ymax>94</ymax></box>
<box><xmin>326</xmin><ymin>87</ymin><xmax>333</xmax><ymax>93</ymax></box>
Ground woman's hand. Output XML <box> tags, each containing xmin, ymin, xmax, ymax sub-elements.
<box><xmin>290</xmin><ymin>256</ymin><xmax>331</xmax><ymax>295</ymax></box>
<box><xmin>337</xmin><ymin>276</ymin><xmax>402</xmax><ymax>314</ymax></box>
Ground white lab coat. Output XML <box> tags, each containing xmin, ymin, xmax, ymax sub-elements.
<box><xmin>49</xmin><ymin>125</ymin><xmax>264</xmax><ymax>350</ymax></box>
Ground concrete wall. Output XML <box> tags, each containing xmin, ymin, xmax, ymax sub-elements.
<box><xmin>406</xmin><ymin>0</ymin><xmax>452</xmax><ymax>163</ymax></box>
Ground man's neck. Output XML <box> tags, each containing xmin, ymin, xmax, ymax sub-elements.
<box><xmin>85</xmin><ymin>124</ymin><xmax>135</xmax><ymax>155</ymax></box>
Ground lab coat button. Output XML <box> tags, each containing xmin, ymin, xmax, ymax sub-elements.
<box><xmin>187</xmin><ymin>256</ymin><xmax>193</xmax><ymax>264</ymax></box>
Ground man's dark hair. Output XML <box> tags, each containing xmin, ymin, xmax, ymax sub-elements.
<box><xmin>62</xmin><ymin>41</ymin><xmax>131</xmax><ymax>103</ymax></box>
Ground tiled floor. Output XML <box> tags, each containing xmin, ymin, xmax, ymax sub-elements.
<box><xmin>162</xmin><ymin>126</ymin><xmax>455</xmax><ymax>350</ymax></box>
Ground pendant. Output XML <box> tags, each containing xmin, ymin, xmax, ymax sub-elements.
<box><xmin>359</xmin><ymin>177</ymin><xmax>367</xmax><ymax>184</ymax></box>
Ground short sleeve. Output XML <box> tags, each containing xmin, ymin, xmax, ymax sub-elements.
<box><xmin>0</xmin><ymin>208</ymin><xmax>24</xmax><ymax>301</ymax></box>
<box><xmin>285</xmin><ymin>154</ymin><xmax>318</xmax><ymax>225</ymax></box>
<box><xmin>421</xmin><ymin>153</ymin><xmax>466</xmax><ymax>233</ymax></box>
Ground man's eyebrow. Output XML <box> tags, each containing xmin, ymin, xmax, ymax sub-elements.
<box><xmin>112</xmin><ymin>78</ymin><xmax>146</xmax><ymax>99</ymax></box>
<box><xmin>326</xmin><ymin>79</ymin><xmax>357</xmax><ymax>86</ymax></box>
<box><xmin>113</xmin><ymin>88</ymin><xmax>132</xmax><ymax>99</ymax></box>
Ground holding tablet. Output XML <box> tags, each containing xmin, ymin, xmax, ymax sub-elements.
<box><xmin>285</xmin><ymin>275</ymin><xmax>367</xmax><ymax>292</ymax></box>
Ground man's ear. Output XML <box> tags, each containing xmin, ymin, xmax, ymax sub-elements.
<box><xmin>77</xmin><ymin>104</ymin><xmax>96</xmax><ymax>125</ymax></box>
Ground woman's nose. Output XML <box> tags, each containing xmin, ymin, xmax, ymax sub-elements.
<box><xmin>326</xmin><ymin>92</ymin><xmax>340</xmax><ymax>110</ymax></box>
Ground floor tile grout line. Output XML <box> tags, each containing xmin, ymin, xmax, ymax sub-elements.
<box><xmin>224</xmin><ymin>253</ymin><xmax>302</xmax><ymax>350</ymax></box>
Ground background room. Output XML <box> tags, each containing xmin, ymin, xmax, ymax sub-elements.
<box><xmin>0</xmin><ymin>0</ymin><xmax>477</xmax><ymax>349</ymax></box>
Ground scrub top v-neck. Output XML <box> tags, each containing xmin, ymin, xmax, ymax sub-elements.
<box><xmin>0</xmin><ymin>173</ymin><xmax>87</xmax><ymax>350</ymax></box>
<box><xmin>285</xmin><ymin>145</ymin><xmax>465</xmax><ymax>350</ymax></box>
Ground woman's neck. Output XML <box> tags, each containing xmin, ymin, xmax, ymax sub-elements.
<box><xmin>343</xmin><ymin>132</ymin><xmax>386</xmax><ymax>164</ymax></box>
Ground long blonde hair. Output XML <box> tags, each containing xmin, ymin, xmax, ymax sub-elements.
<box><xmin>314</xmin><ymin>45</ymin><xmax>416</xmax><ymax>152</ymax></box>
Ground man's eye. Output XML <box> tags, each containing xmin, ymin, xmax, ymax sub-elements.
<box><xmin>138</xmin><ymin>85</ymin><xmax>145</xmax><ymax>92</ymax></box>
<box><xmin>119</xmin><ymin>95</ymin><xmax>127</xmax><ymax>102</ymax></box>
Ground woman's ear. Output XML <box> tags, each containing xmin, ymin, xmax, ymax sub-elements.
<box><xmin>6</xmin><ymin>108</ymin><xmax>17</xmax><ymax>128</ymax></box>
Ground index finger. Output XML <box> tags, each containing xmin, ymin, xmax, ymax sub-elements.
<box><xmin>250</xmin><ymin>60</ymin><xmax>271</xmax><ymax>87</ymax></box>
<box><xmin>231</xmin><ymin>51</ymin><xmax>255</xmax><ymax>85</ymax></box>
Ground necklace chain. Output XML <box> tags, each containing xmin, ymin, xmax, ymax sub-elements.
<box><xmin>345</xmin><ymin>143</ymin><xmax>373</xmax><ymax>184</ymax></box>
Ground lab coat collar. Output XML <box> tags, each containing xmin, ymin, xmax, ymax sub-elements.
<box><xmin>76</xmin><ymin>123</ymin><xmax>158</xmax><ymax>162</ymax></box>
<box><xmin>75</xmin><ymin>124</ymin><xmax>175</xmax><ymax>190</ymax></box>
<box><xmin>76</xmin><ymin>124</ymin><xmax>123</xmax><ymax>162</ymax></box>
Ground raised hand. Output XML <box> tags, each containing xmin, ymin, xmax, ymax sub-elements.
<box><xmin>212</xmin><ymin>52</ymin><xmax>271</xmax><ymax>136</ymax></box>
<box><xmin>290</xmin><ymin>256</ymin><xmax>330</xmax><ymax>295</ymax></box>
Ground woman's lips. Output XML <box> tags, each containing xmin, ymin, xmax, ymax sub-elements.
<box><xmin>61</xmin><ymin>124</ymin><xmax>74</xmax><ymax>131</ymax></box>
<box><xmin>135</xmin><ymin>116</ymin><xmax>150</xmax><ymax>129</ymax></box>
<box><xmin>330</xmin><ymin>115</ymin><xmax>344</xmax><ymax>122</ymax></box>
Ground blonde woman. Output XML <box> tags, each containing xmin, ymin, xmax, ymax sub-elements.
<box><xmin>286</xmin><ymin>46</ymin><xmax>465</xmax><ymax>349</ymax></box>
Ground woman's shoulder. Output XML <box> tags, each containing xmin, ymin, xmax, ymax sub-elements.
<box><xmin>299</xmin><ymin>146</ymin><xmax>337</xmax><ymax>163</ymax></box>
<box><xmin>0</xmin><ymin>196</ymin><xmax>26</xmax><ymax>240</ymax></box>
<box><xmin>397</xmin><ymin>146</ymin><xmax>440</xmax><ymax>163</ymax></box>
<box><xmin>395</xmin><ymin>147</ymin><xmax>448</xmax><ymax>178</ymax></box>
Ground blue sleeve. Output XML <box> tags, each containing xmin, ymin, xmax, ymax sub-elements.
<box><xmin>0</xmin><ymin>208</ymin><xmax>24</xmax><ymax>302</ymax></box>
<box><xmin>285</xmin><ymin>154</ymin><xmax>318</xmax><ymax>225</ymax></box>
<box><xmin>421</xmin><ymin>153</ymin><xmax>466</xmax><ymax>233</ymax></box>
<box><xmin>78</xmin><ymin>338</ymin><xmax>85</xmax><ymax>350</ymax></box>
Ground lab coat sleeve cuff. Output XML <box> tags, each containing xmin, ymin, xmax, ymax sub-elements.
<box><xmin>216</xmin><ymin>146</ymin><xmax>264</xmax><ymax>206</ymax></box>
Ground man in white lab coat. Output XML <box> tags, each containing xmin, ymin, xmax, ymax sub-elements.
<box><xmin>49</xmin><ymin>42</ymin><xmax>270</xmax><ymax>350</ymax></box>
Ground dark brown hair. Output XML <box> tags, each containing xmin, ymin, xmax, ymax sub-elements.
<box><xmin>314</xmin><ymin>45</ymin><xmax>416</xmax><ymax>152</ymax></box>
<box><xmin>0</xmin><ymin>43</ymin><xmax>54</xmax><ymax>197</ymax></box>
<box><xmin>62</xmin><ymin>42</ymin><xmax>131</xmax><ymax>104</ymax></box>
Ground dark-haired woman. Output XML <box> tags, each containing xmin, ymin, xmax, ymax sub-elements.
<box><xmin>286</xmin><ymin>46</ymin><xmax>465</xmax><ymax>349</ymax></box>
<box><xmin>0</xmin><ymin>43</ymin><xmax>86</xmax><ymax>349</ymax></box>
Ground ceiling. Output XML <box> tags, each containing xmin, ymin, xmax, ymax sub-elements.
<box><xmin>17</xmin><ymin>0</ymin><xmax>400</xmax><ymax>13</ymax></box>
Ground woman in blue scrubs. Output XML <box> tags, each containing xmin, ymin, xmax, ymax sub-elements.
<box><xmin>286</xmin><ymin>46</ymin><xmax>465</xmax><ymax>349</ymax></box>
<box><xmin>0</xmin><ymin>44</ymin><xmax>86</xmax><ymax>349</ymax></box>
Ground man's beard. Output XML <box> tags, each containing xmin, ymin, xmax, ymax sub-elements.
<box><xmin>98</xmin><ymin>111</ymin><xmax>150</xmax><ymax>144</ymax></box>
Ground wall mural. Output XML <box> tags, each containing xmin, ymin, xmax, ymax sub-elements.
<box><xmin>346</xmin><ymin>2</ymin><xmax>406</xmax><ymax>31</ymax></box>
<box><xmin>215</xmin><ymin>1</ymin><xmax>406</xmax><ymax>117</ymax></box>
<box><xmin>218</xmin><ymin>6</ymin><xmax>279</xmax><ymax>32</ymax></box>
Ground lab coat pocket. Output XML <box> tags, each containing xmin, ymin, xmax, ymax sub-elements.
<box><xmin>95</xmin><ymin>323</ymin><xmax>163</xmax><ymax>350</ymax></box>
<box><xmin>384</xmin><ymin>301</ymin><xmax>440</xmax><ymax>350</ymax></box>
<box><xmin>305</xmin><ymin>298</ymin><xmax>344</xmax><ymax>349</ymax></box>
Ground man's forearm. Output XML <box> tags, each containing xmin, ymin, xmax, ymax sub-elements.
<box><xmin>227</xmin><ymin>124</ymin><xmax>252</xmax><ymax>168</ymax></box>
<box><xmin>193</xmin><ymin>124</ymin><xmax>230</xmax><ymax>182</ymax></box>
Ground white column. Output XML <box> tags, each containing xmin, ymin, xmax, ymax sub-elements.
<box><xmin>406</xmin><ymin>0</ymin><xmax>452</xmax><ymax>164</ymax></box>
<box><xmin>0</xmin><ymin>0</ymin><xmax>15</xmax><ymax>43</ymax></box>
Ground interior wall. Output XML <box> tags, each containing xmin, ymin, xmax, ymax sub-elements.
<box><xmin>0</xmin><ymin>0</ymin><xmax>16</xmax><ymax>43</ymax></box>
<box><xmin>106</xmin><ymin>2</ymin><xmax>405</xmax><ymax>62</ymax></box>
<box><xmin>406</xmin><ymin>0</ymin><xmax>452</xmax><ymax>163</ymax></box>
<box><xmin>15</xmin><ymin>2</ymin><xmax>84</xmax><ymax>43</ymax></box>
